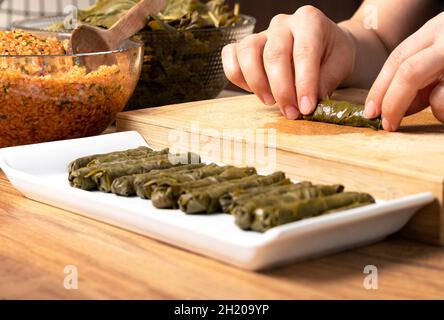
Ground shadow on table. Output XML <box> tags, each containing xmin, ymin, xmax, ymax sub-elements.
<box><xmin>260</xmin><ymin>236</ymin><xmax>442</xmax><ymax>285</ymax></box>
<box><xmin>398</xmin><ymin>124</ymin><xmax>444</xmax><ymax>134</ymax></box>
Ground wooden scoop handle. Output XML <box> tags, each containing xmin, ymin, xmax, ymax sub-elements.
<box><xmin>107</xmin><ymin>0</ymin><xmax>166</xmax><ymax>48</ymax></box>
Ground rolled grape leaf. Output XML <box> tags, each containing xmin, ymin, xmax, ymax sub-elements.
<box><xmin>178</xmin><ymin>171</ymin><xmax>287</xmax><ymax>214</ymax></box>
<box><xmin>111</xmin><ymin>163</ymin><xmax>205</xmax><ymax>197</ymax></box>
<box><xmin>68</xmin><ymin>146</ymin><xmax>153</xmax><ymax>173</ymax></box>
<box><xmin>86</xmin><ymin>148</ymin><xmax>169</xmax><ymax>168</ymax></box>
<box><xmin>70</xmin><ymin>152</ymin><xmax>199</xmax><ymax>192</ymax></box>
<box><xmin>69</xmin><ymin>153</ymin><xmax>171</xmax><ymax>190</ymax></box>
<box><xmin>91</xmin><ymin>159</ymin><xmax>179</xmax><ymax>193</ymax></box>
<box><xmin>234</xmin><ymin>184</ymin><xmax>344</xmax><ymax>230</ymax></box>
<box><xmin>138</xmin><ymin>164</ymin><xmax>235</xmax><ymax>199</ymax></box>
<box><xmin>219</xmin><ymin>180</ymin><xmax>310</xmax><ymax>213</ymax></box>
<box><xmin>151</xmin><ymin>176</ymin><xmax>224</xmax><ymax>209</ymax></box>
<box><xmin>247</xmin><ymin>192</ymin><xmax>375</xmax><ymax>232</ymax></box>
<box><xmin>302</xmin><ymin>99</ymin><xmax>382</xmax><ymax>130</ymax></box>
<box><xmin>151</xmin><ymin>166</ymin><xmax>257</xmax><ymax>209</ymax></box>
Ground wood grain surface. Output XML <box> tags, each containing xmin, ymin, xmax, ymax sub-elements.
<box><xmin>1</xmin><ymin>170</ymin><xmax>444</xmax><ymax>299</ymax></box>
<box><xmin>116</xmin><ymin>88</ymin><xmax>444</xmax><ymax>245</ymax></box>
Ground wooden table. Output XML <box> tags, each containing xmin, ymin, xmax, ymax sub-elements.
<box><xmin>1</xmin><ymin>170</ymin><xmax>444</xmax><ymax>299</ymax></box>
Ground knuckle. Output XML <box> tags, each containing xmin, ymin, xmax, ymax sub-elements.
<box><xmin>249</xmin><ymin>79</ymin><xmax>268</xmax><ymax>93</ymax></box>
<box><xmin>273</xmin><ymin>85</ymin><xmax>294</xmax><ymax>103</ymax></box>
<box><xmin>293</xmin><ymin>44</ymin><xmax>317</xmax><ymax>59</ymax></box>
<box><xmin>237</xmin><ymin>34</ymin><xmax>261</xmax><ymax>53</ymax></box>
<box><xmin>387</xmin><ymin>48</ymin><xmax>405</xmax><ymax>69</ymax></box>
<box><xmin>225</xmin><ymin>66</ymin><xmax>242</xmax><ymax>83</ymax></box>
<box><xmin>269</xmin><ymin>14</ymin><xmax>289</xmax><ymax>27</ymax></box>
<box><xmin>381</xmin><ymin>104</ymin><xmax>397</xmax><ymax>121</ymax></box>
<box><xmin>221</xmin><ymin>43</ymin><xmax>234</xmax><ymax>59</ymax></box>
<box><xmin>247</xmin><ymin>79</ymin><xmax>262</xmax><ymax>91</ymax></box>
<box><xmin>222</xmin><ymin>54</ymin><xmax>241</xmax><ymax>81</ymax></box>
<box><xmin>294</xmin><ymin>5</ymin><xmax>324</xmax><ymax>20</ymax></box>
<box><xmin>397</xmin><ymin>60</ymin><xmax>417</xmax><ymax>84</ymax></box>
<box><xmin>223</xmin><ymin>65</ymin><xmax>240</xmax><ymax>83</ymax></box>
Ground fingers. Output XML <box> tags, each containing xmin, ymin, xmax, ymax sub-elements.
<box><xmin>263</xmin><ymin>14</ymin><xmax>299</xmax><ymax>119</ymax></box>
<box><xmin>380</xmin><ymin>45</ymin><xmax>444</xmax><ymax>131</ymax></box>
<box><xmin>224</xmin><ymin>6</ymin><xmax>338</xmax><ymax>121</ymax></box>
<box><xmin>235</xmin><ymin>32</ymin><xmax>275</xmax><ymax>105</ymax></box>
<box><xmin>291</xmin><ymin>6</ymin><xmax>325</xmax><ymax>115</ymax></box>
<box><xmin>365</xmin><ymin>27</ymin><xmax>435</xmax><ymax>120</ymax></box>
<box><xmin>222</xmin><ymin>43</ymin><xmax>250</xmax><ymax>92</ymax></box>
<box><xmin>430</xmin><ymin>81</ymin><xmax>444</xmax><ymax>123</ymax></box>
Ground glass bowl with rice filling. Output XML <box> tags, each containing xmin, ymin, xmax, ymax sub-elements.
<box><xmin>12</xmin><ymin>0</ymin><xmax>256</xmax><ymax>110</ymax></box>
<box><xmin>0</xmin><ymin>30</ymin><xmax>143</xmax><ymax>148</ymax></box>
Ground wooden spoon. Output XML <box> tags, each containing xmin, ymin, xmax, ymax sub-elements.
<box><xmin>71</xmin><ymin>0</ymin><xmax>166</xmax><ymax>54</ymax></box>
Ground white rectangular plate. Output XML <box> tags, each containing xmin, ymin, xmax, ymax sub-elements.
<box><xmin>0</xmin><ymin>132</ymin><xmax>434</xmax><ymax>270</ymax></box>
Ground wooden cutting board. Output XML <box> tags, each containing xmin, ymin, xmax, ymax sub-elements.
<box><xmin>116</xmin><ymin>88</ymin><xmax>444</xmax><ymax>245</ymax></box>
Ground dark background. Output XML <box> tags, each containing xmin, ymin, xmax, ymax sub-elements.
<box><xmin>228</xmin><ymin>0</ymin><xmax>363</xmax><ymax>32</ymax></box>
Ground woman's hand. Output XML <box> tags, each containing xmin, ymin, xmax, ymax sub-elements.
<box><xmin>222</xmin><ymin>6</ymin><xmax>357</xmax><ymax>119</ymax></box>
<box><xmin>365</xmin><ymin>12</ymin><xmax>444</xmax><ymax>131</ymax></box>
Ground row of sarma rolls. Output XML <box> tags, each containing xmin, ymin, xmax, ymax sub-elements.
<box><xmin>68</xmin><ymin>147</ymin><xmax>376</xmax><ymax>232</ymax></box>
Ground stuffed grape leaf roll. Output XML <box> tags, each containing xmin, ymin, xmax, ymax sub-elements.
<box><xmin>219</xmin><ymin>180</ymin><xmax>311</xmax><ymax>213</ymax></box>
<box><xmin>178</xmin><ymin>171</ymin><xmax>287</xmax><ymax>214</ymax></box>
<box><xmin>140</xmin><ymin>165</ymin><xmax>259</xmax><ymax>200</ymax></box>
<box><xmin>151</xmin><ymin>167</ymin><xmax>257</xmax><ymax>209</ymax></box>
<box><xmin>234</xmin><ymin>184</ymin><xmax>344</xmax><ymax>230</ymax></box>
<box><xmin>111</xmin><ymin>163</ymin><xmax>206</xmax><ymax>197</ymax></box>
<box><xmin>86</xmin><ymin>148</ymin><xmax>169</xmax><ymax>168</ymax></box>
<box><xmin>68</xmin><ymin>146</ymin><xmax>153</xmax><ymax>173</ymax></box>
<box><xmin>245</xmin><ymin>192</ymin><xmax>375</xmax><ymax>232</ymax></box>
<box><xmin>302</xmin><ymin>99</ymin><xmax>382</xmax><ymax>130</ymax></box>
<box><xmin>69</xmin><ymin>153</ymin><xmax>172</xmax><ymax>190</ymax></box>
<box><xmin>70</xmin><ymin>152</ymin><xmax>200</xmax><ymax>192</ymax></box>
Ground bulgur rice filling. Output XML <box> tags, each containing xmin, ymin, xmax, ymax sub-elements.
<box><xmin>0</xmin><ymin>30</ymin><xmax>69</xmax><ymax>55</ymax></box>
<box><xmin>0</xmin><ymin>30</ymin><xmax>135</xmax><ymax>148</ymax></box>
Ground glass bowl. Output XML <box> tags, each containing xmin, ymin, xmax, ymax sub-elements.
<box><xmin>0</xmin><ymin>31</ymin><xmax>143</xmax><ymax>148</ymax></box>
<box><xmin>13</xmin><ymin>15</ymin><xmax>256</xmax><ymax>110</ymax></box>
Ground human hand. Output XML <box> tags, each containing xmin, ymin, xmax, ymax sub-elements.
<box><xmin>222</xmin><ymin>6</ymin><xmax>357</xmax><ymax>119</ymax></box>
<box><xmin>365</xmin><ymin>12</ymin><xmax>444</xmax><ymax>131</ymax></box>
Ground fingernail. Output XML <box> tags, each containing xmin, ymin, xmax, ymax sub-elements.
<box><xmin>300</xmin><ymin>96</ymin><xmax>313</xmax><ymax>115</ymax></box>
<box><xmin>262</xmin><ymin>93</ymin><xmax>276</xmax><ymax>106</ymax></box>
<box><xmin>382</xmin><ymin>118</ymin><xmax>393</xmax><ymax>132</ymax></box>
<box><xmin>285</xmin><ymin>105</ymin><xmax>299</xmax><ymax>120</ymax></box>
<box><xmin>365</xmin><ymin>100</ymin><xmax>377</xmax><ymax>119</ymax></box>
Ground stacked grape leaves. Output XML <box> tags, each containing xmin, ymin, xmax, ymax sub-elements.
<box><xmin>69</xmin><ymin>147</ymin><xmax>376</xmax><ymax>232</ymax></box>
<box><xmin>52</xmin><ymin>0</ymin><xmax>241</xmax><ymax>31</ymax></box>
